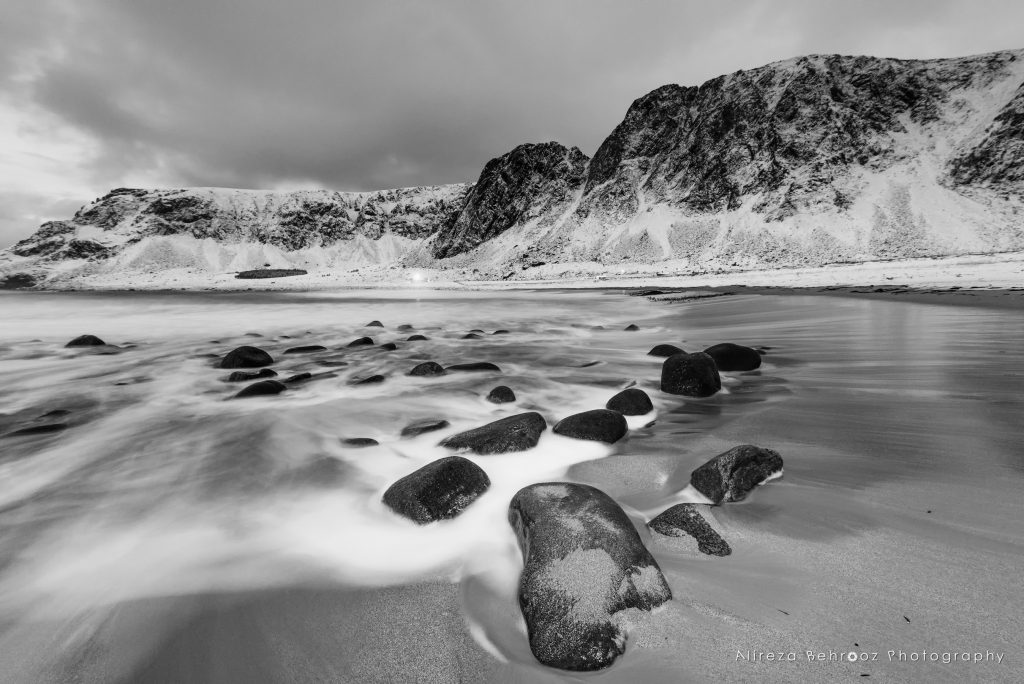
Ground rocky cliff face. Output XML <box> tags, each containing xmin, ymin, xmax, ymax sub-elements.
<box><xmin>5</xmin><ymin>48</ymin><xmax>1024</xmax><ymax>286</ymax></box>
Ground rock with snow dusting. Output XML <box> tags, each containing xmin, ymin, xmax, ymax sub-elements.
<box><xmin>508</xmin><ymin>483</ymin><xmax>672</xmax><ymax>671</ymax></box>
<box><xmin>690</xmin><ymin>444</ymin><xmax>784</xmax><ymax>504</ymax></box>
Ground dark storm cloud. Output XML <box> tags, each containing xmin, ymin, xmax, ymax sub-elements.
<box><xmin>2</xmin><ymin>0</ymin><xmax>1023</xmax><ymax>245</ymax></box>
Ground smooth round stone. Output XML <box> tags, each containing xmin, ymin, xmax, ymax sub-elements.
<box><xmin>648</xmin><ymin>344</ymin><xmax>685</xmax><ymax>358</ymax></box>
<box><xmin>407</xmin><ymin>334</ymin><xmax>429</xmax><ymax>341</ymax></box>
<box><xmin>446</xmin><ymin>362</ymin><xmax>501</xmax><ymax>372</ymax></box>
<box><xmin>605</xmin><ymin>388</ymin><xmax>653</xmax><ymax>415</ymax></box>
<box><xmin>65</xmin><ymin>334</ymin><xmax>106</xmax><ymax>347</ymax></box>
<box><xmin>284</xmin><ymin>345</ymin><xmax>327</xmax><ymax>354</ymax></box>
<box><xmin>346</xmin><ymin>337</ymin><xmax>374</xmax><ymax>347</ymax></box>
<box><xmin>220</xmin><ymin>345</ymin><xmax>274</xmax><ymax>369</ymax></box>
<box><xmin>486</xmin><ymin>385</ymin><xmax>516</xmax><ymax>403</ymax></box>
<box><xmin>226</xmin><ymin>368</ymin><xmax>278</xmax><ymax>382</ymax></box>
<box><xmin>342</xmin><ymin>437</ymin><xmax>379</xmax><ymax>447</ymax></box>
<box><xmin>400</xmin><ymin>419</ymin><xmax>451</xmax><ymax>438</ymax></box>
<box><xmin>408</xmin><ymin>362</ymin><xmax>446</xmax><ymax>376</ymax></box>
<box><xmin>553</xmin><ymin>409</ymin><xmax>628</xmax><ymax>444</ymax></box>
<box><xmin>233</xmin><ymin>379</ymin><xmax>287</xmax><ymax>399</ymax></box>
<box><xmin>703</xmin><ymin>342</ymin><xmax>762</xmax><ymax>371</ymax></box>
<box><xmin>660</xmin><ymin>352</ymin><xmax>721</xmax><ymax>397</ymax></box>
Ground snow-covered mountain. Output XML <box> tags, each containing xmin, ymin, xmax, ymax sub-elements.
<box><xmin>4</xmin><ymin>48</ymin><xmax>1024</xmax><ymax>287</ymax></box>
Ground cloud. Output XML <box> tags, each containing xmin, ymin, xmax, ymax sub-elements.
<box><xmin>1</xmin><ymin>0</ymin><xmax>1023</xmax><ymax>246</ymax></box>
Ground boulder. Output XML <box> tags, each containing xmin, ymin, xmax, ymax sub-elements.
<box><xmin>408</xmin><ymin>361</ymin><xmax>446</xmax><ymax>377</ymax></box>
<box><xmin>342</xmin><ymin>437</ymin><xmax>379</xmax><ymax>447</ymax></box>
<box><xmin>351</xmin><ymin>374</ymin><xmax>386</xmax><ymax>385</ymax></box>
<box><xmin>461</xmin><ymin>333</ymin><xmax>483</xmax><ymax>340</ymax></box>
<box><xmin>397</xmin><ymin>324</ymin><xmax>414</xmax><ymax>331</ymax></box>
<box><xmin>382</xmin><ymin>456</ymin><xmax>491</xmax><ymax>524</ymax></box>
<box><xmin>407</xmin><ymin>334</ymin><xmax>429</xmax><ymax>341</ymax></box>
<box><xmin>605</xmin><ymin>388</ymin><xmax>653</xmax><ymax>415</ymax></box>
<box><xmin>468</xmin><ymin>329</ymin><xmax>485</xmax><ymax>334</ymax></box>
<box><xmin>690</xmin><ymin>445</ymin><xmax>784</xmax><ymax>504</ymax></box>
<box><xmin>649</xmin><ymin>504</ymin><xmax>731</xmax><ymax>556</ymax></box>
<box><xmin>486</xmin><ymin>385</ymin><xmax>516</xmax><ymax>404</ymax></box>
<box><xmin>508</xmin><ymin>483</ymin><xmax>672</xmax><ymax>671</ymax></box>
<box><xmin>220</xmin><ymin>345</ymin><xmax>274</xmax><ymax>369</ymax></box>
<box><xmin>284</xmin><ymin>345</ymin><xmax>327</xmax><ymax>354</ymax></box>
<box><xmin>401</xmin><ymin>419</ymin><xmax>450</xmax><ymax>438</ymax></box>
<box><xmin>283</xmin><ymin>372</ymin><xmax>313</xmax><ymax>383</ymax></box>
<box><xmin>347</xmin><ymin>337</ymin><xmax>374</xmax><ymax>347</ymax></box>
<box><xmin>553</xmin><ymin>409</ymin><xmax>628</xmax><ymax>444</ymax></box>
<box><xmin>704</xmin><ymin>343</ymin><xmax>762</xmax><ymax>371</ymax></box>
<box><xmin>445</xmin><ymin>362</ymin><xmax>501</xmax><ymax>372</ymax></box>
<box><xmin>65</xmin><ymin>334</ymin><xmax>106</xmax><ymax>347</ymax></box>
<box><xmin>225</xmin><ymin>368</ymin><xmax>278</xmax><ymax>382</ymax></box>
<box><xmin>660</xmin><ymin>352</ymin><xmax>721</xmax><ymax>397</ymax></box>
<box><xmin>624</xmin><ymin>324</ymin><xmax>639</xmax><ymax>331</ymax></box>
<box><xmin>647</xmin><ymin>344</ymin><xmax>684</xmax><ymax>358</ymax></box>
<box><xmin>366</xmin><ymin>320</ymin><xmax>384</xmax><ymax>327</ymax></box>
<box><xmin>439</xmin><ymin>412</ymin><xmax>547</xmax><ymax>455</ymax></box>
<box><xmin>233</xmin><ymin>379</ymin><xmax>287</xmax><ymax>399</ymax></box>
<box><xmin>492</xmin><ymin>329</ymin><xmax>510</xmax><ymax>335</ymax></box>
<box><xmin>379</xmin><ymin>342</ymin><xmax>398</xmax><ymax>351</ymax></box>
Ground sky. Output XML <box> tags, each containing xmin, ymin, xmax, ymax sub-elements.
<box><xmin>2</xmin><ymin>0</ymin><xmax>1023</xmax><ymax>247</ymax></box>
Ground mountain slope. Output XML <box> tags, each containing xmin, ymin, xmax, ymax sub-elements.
<box><xmin>4</xmin><ymin>48</ymin><xmax>1024</xmax><ymax>287</ymax></box>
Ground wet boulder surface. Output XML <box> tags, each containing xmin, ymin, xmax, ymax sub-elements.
<box><xmin>439</xmin><ymin>412</ymin><xmax>547</xmax><ymax>455</ymax></box>
<box><xmin>553</xmin><ymin>409</ymin><xmax>628</xmax><ymax>444</ymax></box>
<box><xmin>225</xmin><ymin>368</ymin><xmax>278</xmax><ymax>382</ymax></box>
<box><xmin>704</xmin><ymin>343</ymin><xmax>762</xmax><ymax>371</ymax></box>
<box><xmin>341</xmin><ymin>437</ymin><xmax>379</xmax><ymax>447</ymax></box>
<box><xmin>408</xmin><ymin>361</ymin><xmax>446</xmax><ymax>377</ymax></box>
<box><xmin>649</xmin><ymin>503</ymin><xmax>731</xmax><ymax>556</ymax></box>
<box><xmin>648</xmin><ymin>343</ymin><xmax>685</xmax><ymax>358</ymax></box>
<box><xmin>220</xmin><ymin>345</ymin><xmax>274</xmax><ymax>369</ymax></box>
<box><xmin>382</xmin><ymin>456</ymin><xmax>490</xmax><ymax>524</ymax></box>
<box><xmin>486</xmin><ymin>385</ymin><xmax>516</xmax><ymax>404</ymax></box>
<box><xmin>508</xmin><ymin>483</ymin><xmax>672</xmax><ymax>671</ymax></box>
<box><xmin>660</xmin><ymin>352</ymin><xmax>721</xmax><ymax>397</ymax></box>
<box><xmin>400</xmin><ymin>419</ymin><xmax>450</xmax><ymax>438</ymax></box>
<box><xmin>445</xmin><ymin>362</ymin><xmax>501</xmax><ymax>372</ymax></box>
<box><xmin>605</xmin><ymin>388</ymin><xmax>653</xmax><ymax>415</ymax></box>
<box><xmin>691</xmin><ymin>444</ymin><xmax>784</xmax><ymax>504</ymax></box>
<box><xmin>65</xmin><ymin>334</ymin><xmax>106</xmax><ymax>347</ymax></box>
<box><xmin>284</xmin><ymin>345</ymin><xmax>327</xmax><ymax>354</ymax></box>
<box><xmin>233</xmin><ymin>379</ymin><xmax>287</xmax><ymax>399</ymax></box>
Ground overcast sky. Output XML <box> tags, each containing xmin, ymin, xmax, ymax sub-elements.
<box><xmin>2</xmin><ymin>0</ymin><xmax>1023</xmax><ymax>247</ymax></box>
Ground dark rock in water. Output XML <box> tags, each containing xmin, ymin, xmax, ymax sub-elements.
<box><xmin>576</xmin><ymin>361</ymin><xmax>600</xmax><ymax>368</ymax></box>
<box><xmin>407</xmin><ymin>334</ymin><xmax>428</xmax><ymax>341</ymax></box>
<box><xmin>220</xmin><ymin>345</ymin><xmax>274</xmax><ymax>369</ymax></box>
<box><xmin>284</xmin><ymin>345</ymin><xmax>327</xmax><ymax>354</ymax></box>
<box><xmin>347</xmin><ymin>337</ymin><xmax>374</xmax><ymax>347</ymax></box>
<box><xmin>704</xmin><ymin>343</ymin><xmax>762</xmax><ymax>371</ymax></box>
<box><xmin>445</xmin><ymin>362</ymin><xmax>501</xmax><ymax>372</ymax></box>
<box><xmin>235</xmin><ymin>269</ymin><xmax>307</xmax><ymax>279</ymax></box>
<box><xmin>553</xmin><ymin>409</ymin><xmax>628</xmax><ymax>444</ymax></box>
<box><xmin>65</xmin><ymin>334</ymin><xmax>106</xmax><ymax>347</ymax></box>
<box><xmin>317</xmin><ymin>359</ymin><xmax>349</xmax><ymax>367</ymax></box>
<box><xmin>439</xmin><ymin>412</ymin><xmax>547</xmax><ymax>455</ymax></box>
<box><xmin>591</xmin><ymin>325</ymin><xmax>605</xmax><ymax>331</ymax></box>
<box><xmin>691</xmin><ymin>444</ymin><xmax>784</xmax><ymax>504</ymax></box>
<box><xmin>397</xmin><ymin>324</ymin><xmax>414</xmax><ymax>331</ymax></box>
<box><xmin>226</xmin><ymin>368</ymin><xmax>278</xmax><ymax>382</ymax></box>
<box><xmin>408</xmin><ymin>361</ymin><xmax>446</xmax><ymax>376</ymax></box>
<box><xmin>469</xmin><ymin>329</ymin><xmax>485</xmax><ymax>334</ymax></box>
<box><xmin>486</xmin><ymin>385</ymin><xmax>516</xmax><ymax>403</ymax></box>
<box><xmin>379</xmin><ymin>342</ymin><xmax>398</xmax><ymax>351</ymax></box>
<box><xmin>366</xmin><ymin>320</ymin><xmax>384</xmax><ymax>327</ymax></box>
<box><xmin>649</xmin><ymin>504</ymin><xmax>731</xmax><ymax>556</ymax></box>
<box><xmin>606</xmin><ymin>388</ymin><xmax>653</xmax><ymax>415</ymax></box>
<box><xmin>351</xmin><ymin>374</ymin><xmax>386</xmax><ymax>385</ymax></box>
<box><xmin>283</xmin><ymin>372</ymin><xmax>313</xmax><ymax>383</ymax></box>
<box><xmin>3</xmin><ymin>423</ymin><xmax>68</xmax><ymax>437</ymax></box>
<box><xmin>1</xmin><ymin>273</ymin><xmax>37</xmax><ymax>289</ymax></box>
<box><xmin>648</xmin><ymin>344</ymin><xmax>684</xmax><ymax>357</ymax></box>
<box><xmin>660</xmin><ymin>352</ymin><xmax>721</xmax><ymax>397</ymax></box>
<box><xmin>382</xmin><ymin>456</ymin><xmax>490</xmax><ymax>524</ymax></box>
<box><xmin>624</xmin><ymin>324</ymin><xmax>639</xmax><ymax>331</ymax></box>
<box><xmin>342</xmin><ymin>437</ymin><xmax>379</xmax><ymax>447</ymax></box>
<box><xmin>631</xmin><ymin>289</ymin><xmax>665</xmax><ymax>296</ymax></box>
<box><xmin>233</xmin><ymin>379</ymin><xmax>287</xmax><ymax>399</ymax></box>
<box><xmin>492</xmin><ymin>329</ymin><xmax>510</xmax><ymax>335</ymax></box>
<box><xmin>461</xmin><ymin>333</ymin><xmax>483</xmax><ymax>339</ymax></box>
<box><xmin>401</xmin><ymin>419</ymin><xmax>451</xmax><ymax>438</ymax></box>
<box><xmin>508</xmin><ymin>483</ymin><xmax>672</xmax><ymax>671</ymax></box>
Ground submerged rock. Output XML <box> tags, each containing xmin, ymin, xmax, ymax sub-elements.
<box><xmin>284</xmin><ymin>345</ymin><xmax>327</xmax><ymax>354</ymax></box>
<box><xmin>65</xmin><ymin>334</ymin><xmax>106</xmax><ymax>347</ymax></box>
<box><xmin>366</xmin><ymin>320</ymin><xmax>384</xmax><ymax>327</ymax></box>
<box><xmin>553</xmin><ymin>409</ymin><xmax>628</xmax><ymax>444</ymax></box>
<box><xmin>379</xmin><ymin>342</ymin><xmax>398</xmax><ymax>351</ymax></box>
<box><xmin>397</xmin><ymin>324</ymin><xmax>415</xmax><ymax>331</ymax></box>
<box><xmin>649</xmin><ymin>504</ymin><xmax>731</xmax><ymax>556</ymax></box>
<box><xmin>351</xmin><ymin>374</ymin><xmax>386</xmax><ymax>385</ymax></box>
<box><xmin>461</xmin><ymin>333</ymin><xmax>483</xmax><ymax>340</ymax></box>
<box><xmin>605</xmin><ymin>388</ymin><xmax>653</xmax><ymax>415</ymax></box>
<box><xmin>624</xmin><ymin>324</ymin><xmax>639</xmax><ymax>331</ymax></box>
<box><xmin>690</xmin><ymin>444</ymin><xmax>784</xmax><ymax>504</ymax></box>
<box><xmin>400</xmin><ymin>419</ymin><xmax>450</xmax><ymax>438</ymax></box>
<box><xmin>347</xmin><ymin>337</ymin><xmax>374</xmax><ymax>347</ymax></box>
<box><xmin>492</xmin><ymin>329</ymin><xmax>510</xmax><ymax>335</ymax></box>
<box><xmin>704</xmin><ymin>343</ymin><xmax>762</xmax><ymax>371</ymax></box>
<box><xmin>408</xmin><ymin>361</ymin><xmax>446</xmax><ymax>377</ymax></box>
<box><xmin>341</xmin><ymin>437</ymin><xmax>379</xmax><ymax>447</ymax></box>
<box><xmin>283</xmin><ymin>372</ymin><xmax>313</xmax><ymax>383</ymax></box>
<box><xmin>407</xmin><ymin>334</ymin><xmax>429</xmax><ymax>341</ymax></box>
<box><xmin>382</xmin><ymin>456</ymin><xmax>491</xmax><ymax>524</ymax></box>
<box><xmin>226</xmin><ymin>368</ymin><xmax>278</xmax><ymax>382</ymax></box>
<box><xmin>508</xmin><ymin>483</ymin><xmax>672</xmax><ymax>671</ymax></box>
<box><xmin>220</xmin><ymin>345</ymin><xmax>274</xmax><ymax>369</ymax></box>
<box><xmin>445</xmin><ymin>362</ymin><xmax>501</xmax><ymax>372</ymax></box>
<box><xmin>486</xmin><ymin>385</ymin><xmax>516</xmax><ymax>404</ymax></box>
<box><xmin>660</xmin><ymin>352</ymin><xmax>721</xmax><ymax>397</ymax></box>
<box><xmin>233</xmin><ymin>379</ymin><xmax>287</xmax><ymax>399</ymax></box>
<box><xmin>648</xmin><ymin>343</ymin><xmax>684</xmax><ymax>358</ymax></box>
<box><xmin>3</xmin><ymin>423</ymin><xmax>69</xmax><ymax>437</ymax></box>
<box><xmin>439</xmin><ymin>412</ymin><xmax>547</xmax><ymax>455</ymax></box>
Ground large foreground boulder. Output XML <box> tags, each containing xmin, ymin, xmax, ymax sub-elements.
<box><xmin>220</xmin><ymin>345</ymin><xmax>274</xmax><ymax>369</ymax></box>
<box><xmin>439</xmin><ymin>412</ymin><xmax>546</xmax><ymax>454</ymax></box>
<box><xmin>553</xmin><ymin>409</ymin><xmax>628</xmax><ymax>444</ymax></box>
<box><xmin>508</xmin><ymin>483</ymin><xmax>672</xmax><ymax>671</ymax></box>
<box><xmin>605</xmin><ymin>388</ymin><xmax>653</xmax><ymax>415</ymax></box>
<box><xmin>382</xmin><ymin>456</ymin><xmax>490</xmax><ymax>524</ymax></box>
<box><xmin>704</xmin><ymin>343</ymin><xmax>762</xmax><ymax>371</ymax></box>
<box><xmin>649</xmin><ymin>504</ymin><xmax>731</xmax><ymax>556</ymax></box>
<box><xmin>690</xmin><ymin>444</ymin><xmax>784</xmax><ymax>504</ymax></box>
<box><xmin>660</xmin><ymin>352</ymin><xmax>721</xmax><ymax>397</ymax></box>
